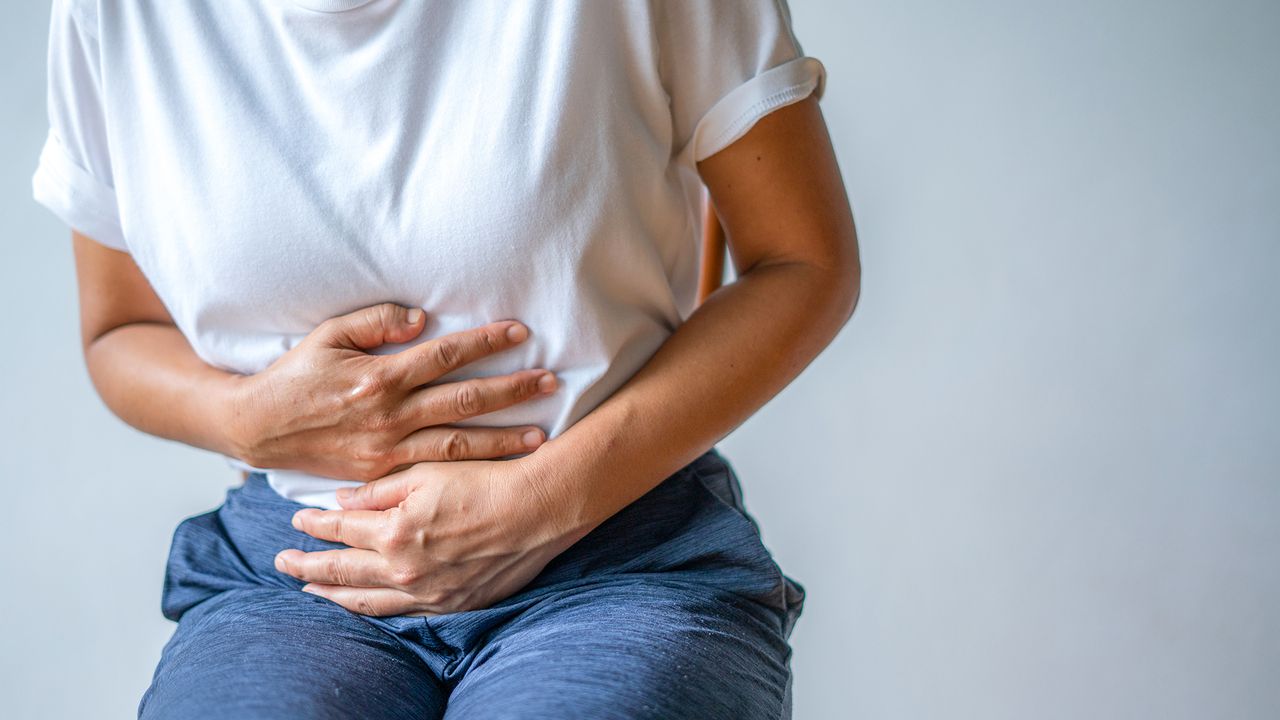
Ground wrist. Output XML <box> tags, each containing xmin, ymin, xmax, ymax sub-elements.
<box><xmin>217</xmin><ymin>372</ymin><xmax>262</xmax><ymax>465</ymax></box>
<box><xmin>511</xmin><ymin>449</ymin><xmax>597</xmax><ymax>550</ymax></box>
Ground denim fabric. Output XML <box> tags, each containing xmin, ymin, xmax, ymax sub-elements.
<box><xmin>138</xmin><ymin>447</ymin><xmax>806</xmax><ymax>719</ymax></box>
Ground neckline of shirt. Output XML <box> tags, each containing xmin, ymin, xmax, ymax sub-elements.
<box><xmin>286</xmin><ymin>0</ymin><xmax>380</xmax><ymax>12</ymax></box>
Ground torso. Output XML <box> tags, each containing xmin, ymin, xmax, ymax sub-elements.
<box><xmin>91</xmin><ymin>1</ymin><xmax>709</xmax><ymax>506</ymax></box>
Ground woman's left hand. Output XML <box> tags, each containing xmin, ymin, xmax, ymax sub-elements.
<box><xmin>273</xmin><ymin>457</ymin><xmax>584</xmax><ymax>616</ymax></box>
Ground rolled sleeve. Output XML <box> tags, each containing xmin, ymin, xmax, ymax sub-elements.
<box><xmin>661</xmin><ymin>0</ymin><xmax>828</xmax><ymax>166</ymax></box>
<box><xmin>32</xmin><ymin>0</ymin><xmax>128</xmax><ymax>253</ymax></box>
<box><xmin>686</xmin><ymin>54</ymin><xmax>826</xmax><ymax>164</ymax></box>
<box><xmin>33</xmin><ymin>128</ymin><xmax>127</xmax><ymax>251</ymax></box>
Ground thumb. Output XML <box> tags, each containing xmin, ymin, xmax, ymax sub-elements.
<box><xmin>336</xmin><ymin>472</ymin><xmax>417</xmax><ymax>511</ymax></box>
<box><xmin>316</xmin><ymin>302</ymin><xmax>425</xmax><ymax>351</ymax></box>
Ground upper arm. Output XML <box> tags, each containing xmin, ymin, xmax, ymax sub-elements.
<box><xmin>71</xmin><ymin>230</ymin><xmax>173</xmax><ymax>351</ymax></box>
<box><xmin>695</xmin><ymin>93</ymin><xmax>861</xmax><ymax>286</ymax></box>
<box><xmin>655</xmin><ymin>0</ymin><xmax>857</xmax><ymax>290</ymax></box>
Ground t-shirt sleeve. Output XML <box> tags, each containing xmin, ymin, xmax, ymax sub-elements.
<box><xmin>31</xmin><ymin>0</ymin><xmax>128</xmax><ymax>252</ymax></box>
<box><xmin>658</xmin><ymin>0</ymin><xmax>827</xmax><ymax>165</ymax></box>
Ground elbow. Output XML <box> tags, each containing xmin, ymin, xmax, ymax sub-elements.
<box><xmin>786</xmin><ymin>248</ymin><xmax>860</xmax><ymax>339</ymax></box>
<box><xmin>838</xmin><ymin>252</ymin><xmax>861</xmax><ymax>326</ymax></box>
<box><xmin>815</xmin><ymin>259</ymin><xmax>859</xmax><ymax>341</ymax></box>
<box><xmin>771</xmin><ymin>237</ymin><xmax>862</xmax><ymax>333</ymax></box>
<box><xmin>822</xmin><ymin>231</ymin><xmax>861</xmax><ymax>330</ymax></box>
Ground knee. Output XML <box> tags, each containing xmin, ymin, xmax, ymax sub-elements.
<box><xmin>139</xmin><ymin>589</ymin><xmax>444</xmax><ymax>720</ymax></box>
<box><xmin>449</xmin><ymin>590</ymin><xmax>794</xmax><ymax>720</ymax></box>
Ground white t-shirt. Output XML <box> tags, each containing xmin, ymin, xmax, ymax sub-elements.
<box><xmin>34</xmin><ymin>0</ymin><xmax>826</xmax><ymax>509</ymax></box>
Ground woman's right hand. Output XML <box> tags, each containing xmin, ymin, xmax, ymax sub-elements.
<box><xmin>227</xmin><ymin>302</ymin><xmax>557</xmax><ymax>482</ymax></box>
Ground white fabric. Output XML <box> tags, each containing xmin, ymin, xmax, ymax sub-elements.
<box><xmin>33</xmin><ymin>0</ymin><xmax>826</xmax><ymax>509</ymax></box>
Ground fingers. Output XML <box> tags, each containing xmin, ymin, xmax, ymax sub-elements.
<box><xmin>274</xmin><ymin>548</ymin><xmax>389</xmax><ymax>587</ymax></box>
<box><xmin>335</xmin><ymin>473</ymin><xmax>417</xmax><ymax>511</ymax></box>
<box><xmin>315</xmin><ymin>302</ymin><xmax>426</xmax><ymax>351</ymax></box>
<box><xmin>389</xmin><ymin>321</ymin><xmax>531</xmax><ymax>389</ymax></box>
<box><xmin>291</xmin><ymin>508</ymin><xmax>388</xmax><ymax>548</ymax></box>
<box><xmin>401</xmin><ymin>369</ymin><xmax>558</xmax><ymax>426</ymax></box>
<box><xmin>300</xmin><ymin>584</ymin><xmax>428</xmax><ymax>617</ymax></box>
<box><xmin>390</xmin><ymin>424</ymin><xmax>545</xmax><ymax>467</ymax></box>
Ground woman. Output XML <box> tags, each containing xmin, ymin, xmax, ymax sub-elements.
<box><xmin>34</xmin><ymin>1</ymin><xmax>859</xmax><ymax>718</ymax></box>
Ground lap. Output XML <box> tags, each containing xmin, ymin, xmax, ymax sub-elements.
<box><xmin>143</xmin><ymin>448</ymin><xmax>803</xmax><ymax>718</ymax></box>
<box><xmin>138</xmin><ymin>588</ymin><xmax>446</xmax><ymax>720</ymax></box>
<box><xmin>443</xmin><ymin>579</ymin><xmax>795</xmax><ymax>720</ymax></box>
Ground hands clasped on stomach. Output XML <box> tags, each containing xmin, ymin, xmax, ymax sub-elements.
<box><xmin>230</xmin><ymin>301</ymin><xmax>557</xmax><ymax>480</ymax></box>
<box><xmin>228</xmin><ymin>301</ymin><xmax>581</xmax><ymax>617</ymax></box>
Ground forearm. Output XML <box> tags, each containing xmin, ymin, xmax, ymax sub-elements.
<box><xmin>524</xmin><ymin>259</ymin><xmax>859</xmax><ymax>539</ymax></box>
<box><xmin>84</xmin><ymin>321</ymin><xmax>245</xmax><ymax>458</ymax></box>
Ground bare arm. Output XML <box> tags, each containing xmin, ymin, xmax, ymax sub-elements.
<box><xmin>70</xmin><ymin>231</ymin><xmax>557</xmax><ymax>481</ymax></box>
<box><xmin>73</xmin><ymin>231</ymin><xmax>248</xmax><ymax>457</ymax></box>
<box><xmin>525</xmin><ymin>92</ymin><xmax>860</xmax><ymax>535</ymax></box>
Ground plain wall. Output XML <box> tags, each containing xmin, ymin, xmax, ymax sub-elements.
<box><xmin>2</xmin><ymin>1</ymin><xmax>1277</xmax><ymax>718</ymax></box>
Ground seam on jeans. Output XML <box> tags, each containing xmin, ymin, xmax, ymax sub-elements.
<box><xmin>779</xmin><ymin>659</ymin><xmax>794</xmax><ymax>720</ymax></box>
<box><xmin>688</xmin><ymin>455</ymin><xmax>802</xmax><ymax>637</ymax></box>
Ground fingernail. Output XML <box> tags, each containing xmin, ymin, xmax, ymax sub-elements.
<box><xmin>301</xmin><ymin>584</ymin><xmax>316</xmax><ymax>594</ymax></box>
<box><xmin>537</xmin><ymin>372</ymin><xmax>557</xmax><ymax>393</ymax></box>
<box><xmin>506</xmin><ymin>323</ymin><xmax>528</xmax><ymax>342</ymax></box>
<box><xmin>335</xmin><ymin>487</ymin><xmax>354</xmax><ymax>501</ymax></box>
<box><xmin>522</xmin><ymin>429</ymin><xmax>543</xmax><ymax>448</ymax></box>
<box><xmin>406</xmin><ymin>308</ymin><xmax>423</xmax><ymax>324</ymax></box>
<box><xmin>291</xmin><ymin>511</ymin><xmax>306</xmax><ymax>530</ymax></box>
<box><xmin>274</xmin><ymin>553</ymin><xmax>287</xmax><ymax>572</ymax></box>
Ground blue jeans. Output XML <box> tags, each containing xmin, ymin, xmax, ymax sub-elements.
<box><xmin>138</xmin><ymin>448</ymin><xmax>805</xmax><ymax>719</ymax></box>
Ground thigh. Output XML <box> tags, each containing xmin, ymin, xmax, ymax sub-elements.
<box><xmin>138</xmin><ymin>588</ymin><xmax>446</xmax><ymax>720</ymax></box>
<box><xmin>442</xmin><ymin>581</ymin><xmax>794</xmax><ymax>720</ymax></box>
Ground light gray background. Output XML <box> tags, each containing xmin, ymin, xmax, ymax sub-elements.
<box><xmin>2</xmin><ymin>1</ymin><xmax>1277</xmax><ymax>718</ymax></box>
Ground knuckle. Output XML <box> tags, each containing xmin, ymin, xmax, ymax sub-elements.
<box><xmin>479</xmin><ymin>327</ymin><xmax>501</xmax><ymax>353</ymax></box>
<box><xmin>378</xmin><ymin>302</ymin><xmax>401</xmax><ymax>325</ymax></box>
<box><xmin>350</xmin><ymin>440</ymin><xmax>382</xmax><ymax>463</ymax></box>
<box><xmin>354</xmin><ymin>593</ymin><xmax>378</xmax><ymax>617</ymax></box>
<box><xmin>325</xmin><ymin>556</ymin><xmax>348</xmax><ymax>586</ymax></box>
<box><xmin>349</xmin><ymin>368</ymin><xmax>390</xmax><ymax>401</ymax></box>
<box><xmin>371</xmin><ymin>302</ymin><xmax>400</xmax><ymax>330</ymax></box>
<box><xmin>348</xmin><ymin>448</ymin><xmax>386</xmax><ymax>481</ymax></box>
<box><xmin>452</xmin><ymin>385</ymin><xmax>483</xmax><ymax>417</ymax></box>
<box><xmin>380</xmin><ymin>442</ymin><xmax>406</xmax><ymax>467</ymax></box>
<box><xmin>354</xmin><ymin>465</ymin><xmax>380</xmax><ymax>483</ymax></box>
<box><xmin>431</xmin><ymin>340</ymin><xmax>461</xmax><ymax>372</ymax></box>
<box><xmin>384</xmin><ymin>516</ymin><xmax>411</xmax><ymax>550</ymax></box>
<box><xmin>382</xmin><ymin>531</ymin><xmax>406</xmax><ymax>553</ymax></box>
<box><xmin>385</xmin><ymin>513</ymin><xmax>422</xmax><ymax>550</ymax></box>
<box><xmin>389</xmin><ymin>565</ymin><xmax>419</xmax><ymax>587</ymax></box>
<box><xmin>440</xmin><ymin>430</ymin><xmax>470</xmax><ymax>461</ymax></box>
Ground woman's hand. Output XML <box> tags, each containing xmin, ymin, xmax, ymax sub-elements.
<box><xmin>229</xmin><ymin>302</ymin><xmax>558</xmax><ymax>482</ymax></box>
<box><xmin>273</xmin><ymin>457</ymin><xmax>586</xmax><ymax>616</ymax></box>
